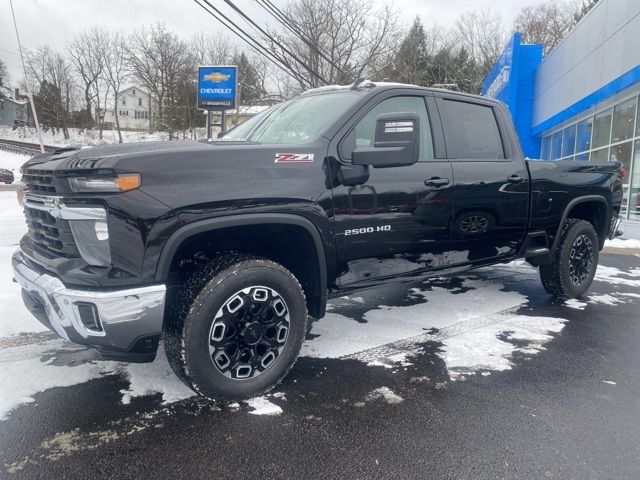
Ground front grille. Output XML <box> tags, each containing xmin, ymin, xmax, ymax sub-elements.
<box><xmin>24</xmin><ymin>205</ymin><xmax>79</xmax><ymax>257</ymax></box>
<box><xmin>22</xmin><ymin>169</ymin><xmax>57</xmax><ymax>194</ymax></box>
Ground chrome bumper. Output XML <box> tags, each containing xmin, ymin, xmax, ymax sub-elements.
<box><xmin>12</xmin><ymin>251</ymin><xmax>166</xmax><ymax>356</ymax></box>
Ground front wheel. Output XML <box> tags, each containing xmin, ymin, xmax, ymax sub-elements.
<box><xmin>539</xmin><ymin>218</ymin><xmax>598</xmax><ymax>298</ymax></box>
<box><xmin>165</xmin><ymin>254</ymin><xmax>308</xmax><ymax>400</ymax></box>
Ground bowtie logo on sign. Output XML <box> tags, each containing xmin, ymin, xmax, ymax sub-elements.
<box><xmin>203</xmin><ymin>72</ymin><xmax>231</xmax><ymax>83</ymax></box>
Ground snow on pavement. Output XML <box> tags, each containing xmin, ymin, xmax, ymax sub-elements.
<box><xmin>606</xmin><ymin>238</ymin><xmax>640</xmax><ymax>249</ymax></box>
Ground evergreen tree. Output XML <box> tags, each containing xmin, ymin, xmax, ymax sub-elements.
<box><xmin>393</xmin><ymin>17</ymin><xmax>430</xmax><ymax>86</ymax></box>
<box><xmin>234</xmin><ymin>52</ymin><xmax>266</xmax><ymax>104</ymax></box>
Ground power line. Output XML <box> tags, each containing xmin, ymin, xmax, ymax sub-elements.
<box><xmin>194</xmin><ymin>0</ymin><xmax>313</xmax><ymax>89</ymax></box>
<box><xmin>221</xmin><ymin>0</ymin><xmax>329</xmax><ymax>85</ymax></box>
<box><xmin>261</xmin><ymin>0</ymin><xmax>340</xmax><ymax>65</ymax></box>
<box><xmin>255</xmin><ymin>0</ymin><xmax>346</xmax><ymax>77</ymax></box>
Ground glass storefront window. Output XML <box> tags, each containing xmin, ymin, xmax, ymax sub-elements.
<box><xmin>612</xmin><ymin>99</ymin><xmax>636</xmax><ymax>143</ymax></box>
<box><xmin>551</xmin><ymin>131</ymin><xmax>563</xmax><ymax>159</ymax></box>
<box><xmin>591</xmin><ymin>147</ymin><xmax>608</xmax><ymax>162</ymax></box>
<box><xmin>576</xmin><ymin>118</ymin><xmax>593</xmax><ymax>153</ymax></box>
<box><xmin>637</xmin><ymin>97</ymin><xmax>640</xmax><ymax>137</ymax></box>
<box><xmin>541</xmin><ymin>136</ymin><xmax>551</xmax><ymax>160</ymax></box>
<box><xmin>630</xmin><ymin>140</ymin><xmax>640</xmax><ymax>222</ymax></box>
<box><xmin>610</xmin><ymin>141</ymin><xmax>632</xmax><ymax>178</ymax></box>
<box><xmin>593</xmin><ymin>109</ymin><xmax>612</xmax><ymax>148</ymax></box>
<box><xmin>575</xmin><ymin>151</ymin><xmax>590</xmax><ymax>161</ymax></box>
<box><xmin>611</xmin><ymin>142</ymin><xmax>632</xmax><ymax>218</ymax></box>
<box><xmin>562</xmin><ymin>125</ymin><xmax>577</xmax><ymax>157</ymax></box>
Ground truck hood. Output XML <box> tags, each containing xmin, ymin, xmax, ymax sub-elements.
<box><xmin>22</xmin><ymin>141</ymin><xmax>219</xmax><ymax>172</ymax></box>
<box><xmin>22</xmin><ymin>140</ymin><xmax>328</xmax><ymax>209</ymax></box>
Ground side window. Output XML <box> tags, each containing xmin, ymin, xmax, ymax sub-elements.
<box><xmin>351</xmin><ymin>96</ymin><xmax>434</xmax><ymax>161</ymax></box>
<box><xmin>442</xmin><ymin>99</ymin><xmax>505</xmax><ymax>159</ymax></box>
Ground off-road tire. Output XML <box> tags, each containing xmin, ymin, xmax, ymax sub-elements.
<box><xmin>539</xmin><ymin>218</ymin><xmax>599</xmax><ymax>298</ymax></box>
<box><xmin>165</xmin><ymin>254</ymin><xmax>307</xmax><ymax>400</ymax></box>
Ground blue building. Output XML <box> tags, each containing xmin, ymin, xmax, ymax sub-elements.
<box><xmin>483</xmin><ymin>0</ymin><xmax>640</xmax><ymax>228</ymax></box>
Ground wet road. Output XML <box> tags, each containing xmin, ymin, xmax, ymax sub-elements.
<box><xmin>1</xmin><ymin>253</ymin><xmax>640</xmax><ymax>479</ymax></box>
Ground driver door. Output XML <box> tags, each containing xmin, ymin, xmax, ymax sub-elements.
<box><xmin>329</xmin><ymin>92</ymin><xmax>457</xmax><ymax>288</ymax></box>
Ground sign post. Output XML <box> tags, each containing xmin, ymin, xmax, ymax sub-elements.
<box><xmin>197</xmin><ymin>65</ymin><xmax>238</xmax><ymax>140</ymax></box>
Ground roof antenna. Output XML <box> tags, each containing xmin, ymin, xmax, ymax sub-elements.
<box><xmin>350</xmin><ymin>77</ymin><xmax>370</xmax><ymax>90</ymax></box>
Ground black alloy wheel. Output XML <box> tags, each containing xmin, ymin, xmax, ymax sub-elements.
<box><xmin>209</xmin><ymin>286</ymin><xmax>290</xmax><ymax>380</ymax></box>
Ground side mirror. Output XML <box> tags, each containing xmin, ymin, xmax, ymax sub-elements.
<box><xmin>352</xmin><ymin>112</ymin><xmax>420</xmax><ymax>168</ymax></box>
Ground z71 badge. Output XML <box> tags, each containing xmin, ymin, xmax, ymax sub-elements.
<box><xmin>274</xmin><ymin>153</ymin><xmax>314</xmax><ymax>163</ymax></box>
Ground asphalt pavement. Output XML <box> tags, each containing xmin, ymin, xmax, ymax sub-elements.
<box><xmin>1</xmin><ymin>252</ymin><xmax>640</xmax><ymax>479</ymax></box>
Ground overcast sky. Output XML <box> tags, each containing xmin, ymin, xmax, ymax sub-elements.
<box><xmin>1</xmin><ymin>0</ymin><xmax>548</xmax><ymax>84</ymax></box>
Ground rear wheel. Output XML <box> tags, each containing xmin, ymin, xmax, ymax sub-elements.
<box><xmin>539</xmin><ymin>218</ymin><xmax>598</xmax><ymax>298</ymax></box>
<box><xmin>165</xmin><ymin>254</ymin><xmax>307</xmax><ymax>400</ymax></box>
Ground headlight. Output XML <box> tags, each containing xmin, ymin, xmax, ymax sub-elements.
<box><xmin>69</xmin><ymin>220</ymin><xmax>111</xmax><ymax>266</ymax></box>
<box><xmin>69</xmin><ymin>173</ymin><xmax>141</xmax><ymax>193</ymax></box>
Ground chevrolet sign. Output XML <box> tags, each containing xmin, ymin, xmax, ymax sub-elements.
<box><xmin>197</xmin><ymin>66</ymin><xmax>238</xmax><ymax>110</ymax></box>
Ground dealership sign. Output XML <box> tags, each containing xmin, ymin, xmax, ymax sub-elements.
<box><xmin>197</xmin><ymin>66</ymin><xmax>238</xmax><ymax>110</ymax></box>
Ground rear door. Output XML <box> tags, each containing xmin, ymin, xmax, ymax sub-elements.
<box><xmin>435</xmin><ymin>94</ymin><xmax>529</xmax><ymax>262</ymax></box>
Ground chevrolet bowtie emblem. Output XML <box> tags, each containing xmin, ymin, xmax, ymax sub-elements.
<box><xmin>204</xmin><ymin>72</ymin><xmax>230</xmax><ymax>83</ymax></box>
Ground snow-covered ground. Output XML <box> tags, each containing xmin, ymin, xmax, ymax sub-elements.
<box><xmin>606</xmin><ymin>238</ymin><xmax>640</xmax><ymax>249</ymax></box>
<box><xmin>0</xmin><ymin>191</ymin><xmax>47</xmax><ymax>337</ymax></box>
<box><xmin>0</xmin><ymin>151</ymin><xmax>30</xmax><ymax>182</ymax></box>
<box><xmin>0</xmin><ymin>125</ymin><xmax>203</xmax><ymax>148</ymax></box>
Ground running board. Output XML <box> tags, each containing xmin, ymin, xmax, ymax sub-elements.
<box><xmin>523</xmin><ymin>247</ymin><xmax>550</xmax><ymax>257</ymax></box>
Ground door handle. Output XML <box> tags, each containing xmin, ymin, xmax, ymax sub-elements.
<box><xmin>507</xmin><ymin>175</ymin><xmax>525</xmax><ymax>184</ymax></box>
<box><xmin>424</xmin><ymin>177</ymin><xmax>450</xmax><ymax>187</ymax></box>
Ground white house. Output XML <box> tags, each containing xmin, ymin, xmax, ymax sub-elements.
<box><xmin>103</xmin><ymin>86</ymin><xmax>151</xmax><ymax>130</ymax></box>
<box><xmin>0</xmin><ymin>87</ymin><xmax>29</xmax><ymax>126</ymax></box>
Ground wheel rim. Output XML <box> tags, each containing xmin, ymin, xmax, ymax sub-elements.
<box><xmin>208</xmin><ymin>286</ymin><xmax>290</xmax><ymax>380</ymax></box>
<box><xmin>460</xmin><ymin>215</ymin><xmax>489</xmax><ymax>233</ymax></box>
<box><xmin>568</xmin><ymin>234</ymin><xmax>594</xmax><ymax>286</ymax></box>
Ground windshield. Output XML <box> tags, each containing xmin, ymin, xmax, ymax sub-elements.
<box><xmin>220</xmin><ymin>91</ymin><xmax>364</xmax><ymax>144</ymax></box>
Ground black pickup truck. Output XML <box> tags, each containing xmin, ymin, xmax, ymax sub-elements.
<box><xmin>12</xmin><ymin>82</ymin><xmax>624</xmax><ymax>400</ymax></box>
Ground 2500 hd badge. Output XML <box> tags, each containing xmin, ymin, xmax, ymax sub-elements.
<box><xmin>345</xmin><ymin>225</ymin><xmax>392</xmax><ymax>235</ymax></box>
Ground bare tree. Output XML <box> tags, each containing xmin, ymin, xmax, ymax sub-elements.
<box><xmin>264</xmin><ymin>0</ymin><xmax>400</xmax><ymax>91</ymax></box>
<box><xmin>25</xmin><ymin>46</ymin><xmax>75</xmax><ymax>139</ymax></box>
<box><xmin>191</xmin><ymin>31</ymin><xmax>233</xmax><ymax>66</ymax></box>
<box><xmin>514</xmin><ymin>0</ymin><xmax>577</xmax><ymax>55</ymax></box>
<box><xmin>102</xmin><ymin>32</ymin><xmax>129</xmax><ymax>143</ymax></box>
<box><xmin>126</xmin><ymin>23</ymin><xmax>195</xmax><ymax>138</ymax></box>
<box><xmin>68</xmin><ymin>28</ymin><xmax>109</xmax><ymax>130</ymax></box>
<box><xmin>0</xmin><ymin>58</ymin><xmax>8</xmax><ymax>88</ymax></box>
<box><xmin>453</xmin><ymin>10</ymin><xmax>507</xmax><ymax>92</ymax></box>
<box><xmin>573</xmin><ymin>0</ymin><xmax>600</xmax><ymax>23</ymax></box>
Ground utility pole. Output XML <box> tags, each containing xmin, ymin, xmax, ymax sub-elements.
<box><xmin>10</xmin><ymin>0</ymin><xmax>45</xmax><ymax>153</ymax></box>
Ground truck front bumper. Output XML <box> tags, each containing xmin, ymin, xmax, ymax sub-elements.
<box><xmin>12</xmin><ymin>251</ymin><xmax>166</xmax><ymax>362</ymax></box>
